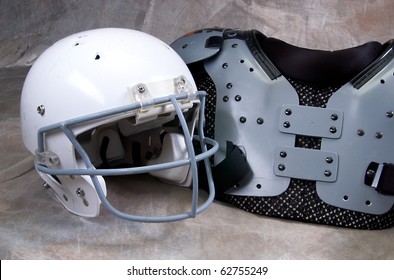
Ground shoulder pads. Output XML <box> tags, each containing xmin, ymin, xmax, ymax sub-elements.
<box><xmin>172</xmin><ymin>28</ymin><xmax>394</xmax><ymax>229</ymax></box>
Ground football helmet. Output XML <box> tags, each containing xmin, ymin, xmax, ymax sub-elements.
<box><xmin>20</xmin><ymin>28</ymin><xmax>218</xmax><ymax>222</ymax></box>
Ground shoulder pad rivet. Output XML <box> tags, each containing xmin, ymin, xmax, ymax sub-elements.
<box><xmin>366</xmin><ymin>169</ymin><xmax>375</xmax><ymax>177</ymax></box>
<box><xmin>330</xmin><ymin>126</ymin><xmax>337</xmax><ymax>133</ymax></box>
<box><xmin>278</xmin><ymin>164</ymin><xmax>286</xmax><ymax>171</ymax></box>
<box><xmin>283</xmin><ymin>121</ymin><xmax>291</xmax><ymax>128</ymax></box>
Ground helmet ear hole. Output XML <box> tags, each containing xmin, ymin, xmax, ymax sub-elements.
<box><xmin>50</xmin><ymin>174</ymin><xmax>62</xmax><ymax>185</ymax></box>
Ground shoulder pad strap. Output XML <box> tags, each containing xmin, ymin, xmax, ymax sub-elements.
<box><xmin>365</xmin><ymin>162</ymin><xmax>394</xmax><ymax>195</ymax></box>
<box><xmin>171</xmin><ymin>29</ymin><xmax>225</xmax><ymax>64</ymax></box>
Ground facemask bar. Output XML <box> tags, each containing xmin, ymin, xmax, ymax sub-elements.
<box><xmin>35</xmin><ymin>91</ymin><xmax>218</xmax><ymax>222</ymax></box>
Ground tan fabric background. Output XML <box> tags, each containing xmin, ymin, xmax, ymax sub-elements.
<box><xmin>1</xmin><ymin>0</ymin><xmax>393</xmax><ymax>259</ymax></box>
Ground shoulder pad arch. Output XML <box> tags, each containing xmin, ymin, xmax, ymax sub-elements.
<box><xmin>171</xmin><ymin>29</ymin><xmax>225</xmax><ymax>64</ymax></box>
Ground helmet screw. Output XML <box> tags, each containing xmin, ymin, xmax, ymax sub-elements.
<box><xmin>284</xmin><ymin>108</ymin><xmax>292</xmax><ymax>115</ymax></box>
<box><xmin>239</xmin><ymin>116</ymin><xmax>247</xmax><ymax>123</ymax></box>
<box><xmin>37</xmin><ymin>105</ymin><xmax>45</xmax><ymax>116</ymax></box>
<box><xmin>326</xmin><ymin>157</ymin><xmax>333</xmax><ymax>164</ymax></box>
<box><xmin>324</xmin><ymin>170</ymin><xmax>332</xmax><ymax>177</ymax></box>
<box><xmin>331</xmin><ymin>114</ymin><xmax>338</xmax><ymax>121</ymax></box>
<box><xmin>76</xmin><ymin>188</ymin><xmax>85</xmax><ymax>197</ymax></box>
<box><xmin>357</xmin><ymin>129</ymin><xmax>365</xmax><ymax>136</ymax></box>
<box><xmin>386</xmin><ymin>111</ymin><xmax>394</xmax><ymax>118</ymax></box>
<box><xmin>256</xmin><ymin>117</ymin><xmax>264</xmax><ymax>125</ymax></box>
<box><xmin>137</xmin><ymin>85</ymin><xmax>145</xmax><ymax>93</ymax></box>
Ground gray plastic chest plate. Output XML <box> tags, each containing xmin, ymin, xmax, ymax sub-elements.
<box><xmin>279</xmin><ymin>105</ymin><xmax>344</xmax><ymax>138</ymax></box>
<box><xmin>176</xmin><ymin>31</ymin><xmax>394</xmax><ymax>214</ymax></box>
<box><xmin>318</xmin><ymin>59</ymin><xmax>394</xmax><ymax>215</ymax></box>
<box><xmin>204</xmin><ymin>37</ymin><xmax>299</xmax><ymax>196</ymax></box>
<box><xmin>274</xmin><ymin>146</ymin><xmax>339</xmax><ymax>182</ymax></box>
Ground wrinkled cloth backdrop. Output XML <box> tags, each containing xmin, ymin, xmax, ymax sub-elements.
<box><xmin>1</xmin><ymin>0</ymin><xmax>394</xmax><ymax>259</ymax></box>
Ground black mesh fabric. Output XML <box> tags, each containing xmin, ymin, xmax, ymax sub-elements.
<box><xmin>196</xmin><ymin>71</ymin><xmax>394</xmax><ymax>229</ymax></box>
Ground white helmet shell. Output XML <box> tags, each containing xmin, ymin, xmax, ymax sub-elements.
<box><xmin>21</xmin><ymin>28</ymin><xmax>218</xmax><ymax>222</ymax></box>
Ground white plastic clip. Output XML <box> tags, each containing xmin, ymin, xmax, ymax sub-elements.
<box><xmin>35</xmin><ymin>150</ymin><xmax>60</xmax><ymax>167</ymax></box>
<box><xmin>175</xmin><ymin>75</ymin><xmax>195</xmax><ymax>98</ymax></box>
<box><xmin>132</xmin><ymin>83</ymin><xmax>154</xmax><ymax>111</ymax></box>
